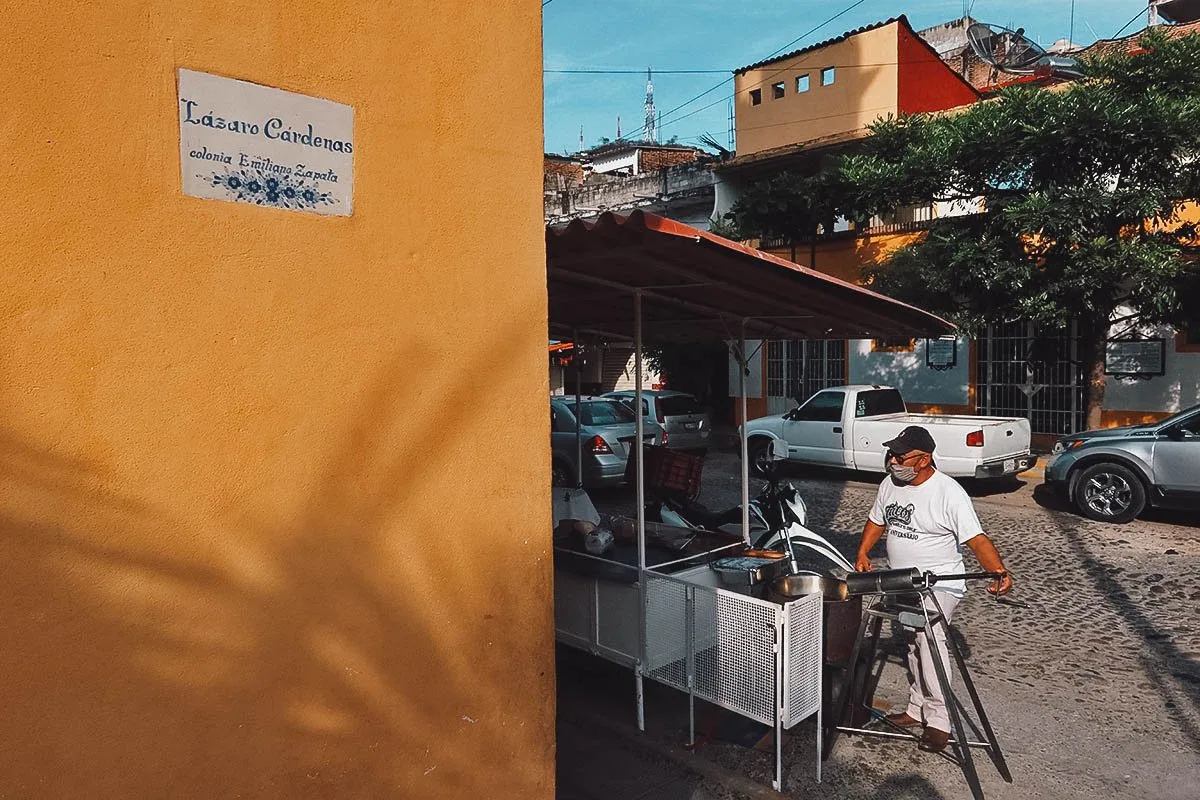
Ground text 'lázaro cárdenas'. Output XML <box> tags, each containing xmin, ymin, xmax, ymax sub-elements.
<box><xmin>179</xmin><ymin>99</ymin><xmax>353</xmax><ymax>153</ymax></box>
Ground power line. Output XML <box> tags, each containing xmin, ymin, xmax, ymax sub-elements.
<box><xmin>546</xmin><ymin>59</ymin><xmax>993</xmax><ymax>76</ymax></box>
<box><xmin>1109</xmin><ymin>7</ymin><xmax>1145</xmax><ymax>39</ymax></box>
<box><xmin>546</xmin><ymin>69</ymin><xmax>728</xmax><ymax>74</ymax></box>
<box><xmin>759</xmin><ymin>0</ymin><xmax>868</xmax><ymax>62</ymax></box>
<box><xmin>611</xmin><ymin>0</ymin><xmax>868</xmax><ymax>144</ymax></box>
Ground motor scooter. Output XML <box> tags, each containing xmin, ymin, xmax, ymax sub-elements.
<box><xmin>646</xmin><ymin>439</ymin><xmax>853</xmax><ymax>573</ymax></box>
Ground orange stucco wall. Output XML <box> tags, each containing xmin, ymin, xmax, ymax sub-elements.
<box><xmin>734</xmin><ymin>24</ymin><xmax>899</xmax><ymax>156</ymax></box>
<box><xmin>763</xmin><ymin>229</ymin><xmax>924</xmax><ymax>283</ymax></box>
<box><xmin>1</xmin><ymin>3</ymin><xmax>552</xmax><ymax>798</ymax></box>
<box><xmin>1100</xmin><ymin>409</ymin><xmax>1173</xmax><ymax>427</ymax></box>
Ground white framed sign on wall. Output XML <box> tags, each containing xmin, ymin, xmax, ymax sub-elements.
<box><xmin>178</xmin><ymin>68</ymin><xmax>354</xmax><ymax>216</ymax></box>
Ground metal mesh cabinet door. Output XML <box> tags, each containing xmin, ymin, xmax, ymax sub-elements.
<box><xmin>783</xmin><ymin>593</ymin><xmax>823</xmax><ymax>728</ymax></box>
<box><xmin>692</xmin><ymin>590</ymin><xmax>780</xmax><ymax>727</ymax></box>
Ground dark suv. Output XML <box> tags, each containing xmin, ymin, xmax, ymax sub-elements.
<box><xmin>1043</xmin><ymin>404</ymin><xmax>1200</xmax><ymax>523</ymax></box>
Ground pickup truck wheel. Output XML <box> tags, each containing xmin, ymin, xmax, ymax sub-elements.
<box><xmin>1075</xmin><ymin>462</ymin><xmax>1146</xmax><ymax>523</ymax></box>
<box><xmin>748</xmin><ymin>438</ymin><xmax>773</xmax><ymax>477</ymax></box>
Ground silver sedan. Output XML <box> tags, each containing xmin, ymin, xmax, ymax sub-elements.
<box><xmin>550</xmin><ymin>397</ymin><xmax>662</xmax><ymax>488</ymax></box>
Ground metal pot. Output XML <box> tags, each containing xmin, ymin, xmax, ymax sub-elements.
<box><xmin>770</xmin><ymin>571</ymin><xmax>862</xmax><ymax>667</ymax></box>
<box><xmin>770</xmin><ymin>571</ymin><xmax>849</xmax><ymax>602</ymax></box>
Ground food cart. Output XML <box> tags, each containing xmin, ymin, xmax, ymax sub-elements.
<box><xmin>546</xmin><ymin>210</ymin><xmax>954</xmax><ymax>790</ymax></box>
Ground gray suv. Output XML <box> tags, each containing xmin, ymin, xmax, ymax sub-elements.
<box><xmin>603</xmin><ymin>390</ymin><xmax>712</xmax><ymax>451</ymax></box>
<box><xmin>1044</xmin><ymin>403</ymin><xmax>1200</xmax><ymax>522</ymax></box>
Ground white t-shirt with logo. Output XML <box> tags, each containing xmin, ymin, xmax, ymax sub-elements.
<box><xmin>868</xmin><ymin>470</ymin><xmax>984</xmax><ymax>596</ymax></box>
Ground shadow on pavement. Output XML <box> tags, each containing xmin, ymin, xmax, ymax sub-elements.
<box><xmin>868</xmin><ymin>773</ymin><xmax>950</xmax><ymax>799</ymax></box>
<box><xmin>1049</xmin><ymin>513</ymin><xmax>1200</xmax><ymax>752</ymax></box>
<box><xmin>959</xmin><ymin>477</ymin><xmax>1029</xmax><ymax>498</ymax></box>
<box><xmin>1030</xmin><ymin>484</ymin><xmax>1073</xmax><ymax>513</ymax></box>
<box><xmin>1031</xmin><ymin>484</ymin><xmax>1200</xmax><ymax>529</ymax></box>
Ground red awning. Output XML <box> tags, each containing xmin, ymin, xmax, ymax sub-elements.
<box><xmin>546</xmin><ymin>210</ymin><xmax>954</xmax><ymax>342</ymax></box>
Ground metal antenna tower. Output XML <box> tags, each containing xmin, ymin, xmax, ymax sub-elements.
<box><xmin>644</xmin><ymin>68</ymin><xmax>657</xmax><ymax>144</ymax></box>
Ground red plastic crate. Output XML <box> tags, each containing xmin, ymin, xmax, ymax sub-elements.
<box><xmin>636</xmin><ymin>446</ymin><xmax>705</xmax><ymax>499</ymax></box>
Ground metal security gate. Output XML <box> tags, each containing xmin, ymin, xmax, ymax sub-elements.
<box><xmin>766</xmin><ymin>339</ymin><xmax>846</xmax><ymax>415</ymax></box>
<box><xmin>975</xmin><ymin>321</ymin><xmax>1085</xmax><ymax>436</ymax></box>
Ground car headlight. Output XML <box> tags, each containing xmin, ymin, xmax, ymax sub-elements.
<box><xmin>1052</xmin><ymin>439</ymin><xmax>1085</xmax><ymax>454</ymax></box>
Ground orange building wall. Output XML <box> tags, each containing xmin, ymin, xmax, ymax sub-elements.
<box><xmin>1100</xmin><ymin>409</ymin><xmax>1173</xmax><ymax>427</ymax></box>
<box><xmin>734</xmin><ymin>24</ymin><xmax>900</xmax><ymax>156</ymax></box>
<box><xmin>1</xmin><ymin>3</ymin><xmax>552</xmax><ymax>798</ymax></box>
<box><xmin>762</xmin><ymin>230</ymin><xmax>925</xmax><ymax>284</ymax></box>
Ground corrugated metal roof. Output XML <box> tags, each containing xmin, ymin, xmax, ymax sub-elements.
<box><xmin>735</xmin><ymin>17</ymin><xmax>904</xmax><ymax>74</ymax></box>
<box><xmin>545</xmin><ymin>210</ymin><xmax>954</xmax><ymax>343</ymax></box>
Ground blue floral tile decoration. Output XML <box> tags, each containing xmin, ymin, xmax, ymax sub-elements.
<box><xmin>204</xmin><ymin>168</ymin><xmax>334</xmax><ymax>210</ymax></box>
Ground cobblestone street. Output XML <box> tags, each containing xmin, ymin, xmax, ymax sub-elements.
<box><xmin>561</xmin><ymin>452</ymin><xmax>1200</xmax><ymax>799</ymax></box>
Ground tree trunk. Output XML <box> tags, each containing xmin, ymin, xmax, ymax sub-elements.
<box><xmin>1079</xmin><ymin>316</ymin><xmax>1109</xmax><ymax>431</ymax></box>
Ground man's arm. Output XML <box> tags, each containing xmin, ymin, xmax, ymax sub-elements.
<box><xmin>964</xmin><ymin>534</ymin><xmax>1013</xmax><ymax>595</ymax></box>
<box><xmin>855</xmin><ymin>520</ymin><xmax>886</xmax><ymax>572</ymax></box>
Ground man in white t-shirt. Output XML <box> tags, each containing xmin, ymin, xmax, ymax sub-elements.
<box><xmin>854</xmin><ymin>425</ymin><xmax>1012</xmax><ymax>754</ymax></box>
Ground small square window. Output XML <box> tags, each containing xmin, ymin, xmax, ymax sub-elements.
<box><xmin>821</xmin><ymin>66</ymin><xmax>835</xmax><ymax>85</ymax></box>
<box><xmin>749</xmin><ymin>88</ymin><xmax>762</xmax><ymax>105</ymax></box>
<box><xmin>772</xmin><ymin>81</ymin><xmax>785</xmax><ymax>99</ymax></box>
<box><xmin>796</xmin><ymin>74</ymin><xmax>810</xmax><ymax>93</ymax></box>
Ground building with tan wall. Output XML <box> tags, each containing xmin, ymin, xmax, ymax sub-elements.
<box><xmin>1</xmin><ymin>3</ymin><xmax>553</xmax><ymax>797</ymax></box>
<box><xmin>718</xmin><ymin>16</ymin><xmax>1200</xmax><ymax>437</ymax></box>
<box><xmin>732</xmin><ymin>17</ymin><xmax>978</xmax><ymax>158</ymax></box>
<box><xmin>719</xmin><ymin>17</ymin><xmax>978</xmax><ymax>423</ymax></box>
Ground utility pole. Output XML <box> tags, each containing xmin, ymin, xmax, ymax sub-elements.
<box><xmin>727</xmin><ymin>101</ymin><xmax>734</xmax><ymax>152</ymax></box>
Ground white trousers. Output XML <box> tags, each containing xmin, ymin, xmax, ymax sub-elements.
<box><xmin>904</xmin><ymin>589</ymin><xmax>961</xmax><ymax>733</ymax></box>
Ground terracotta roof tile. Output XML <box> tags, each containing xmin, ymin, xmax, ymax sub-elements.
<box><xmin>735</xmin><ymin>17</ymin><xmax>904</xmax><ymax>74</ymax></box>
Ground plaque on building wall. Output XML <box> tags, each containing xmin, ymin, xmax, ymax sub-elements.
<box><xmin>1105</xmin><ymin>338</ymin><xmax>1166</xmax><ymax>377</ymax></box>
<box><xmin>926</xmin><ymin>337</ymin><xmax>958</xmax><ymax>370</ymax></box>
<box><xmin>178</xmin><ymin>69</ymin><xmax>354</xmax><ymax>216</ymax></box>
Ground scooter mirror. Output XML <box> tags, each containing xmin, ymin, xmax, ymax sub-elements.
<box><xmin>769</xmin><ymin>438</ymin><xmax>788</xmax><ymax>461</ymax></box>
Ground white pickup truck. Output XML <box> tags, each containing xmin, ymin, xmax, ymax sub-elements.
<box><xmin>743</xmin><ymin>385</ymin><xmax>1035</xmax><ymax>480</ymax></box>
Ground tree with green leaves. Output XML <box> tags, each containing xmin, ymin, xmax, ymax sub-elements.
<box><xmin>726</xmin><ymin>168</ymin><xmax>850</xmax><ymax>262</ymax></box>
<box><xmin>733</xmin><ymin>29</ymin><xmax>1200</xmax><ymax>429</ymax></box>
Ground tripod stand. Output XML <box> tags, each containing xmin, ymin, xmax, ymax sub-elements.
<box><xmin>825</xmin><ymin>569</ymin><xmax>1013</xmax><ymax>800</ymax></box>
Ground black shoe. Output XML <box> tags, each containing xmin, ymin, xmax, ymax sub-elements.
<box><xmin>918</xmin><ymin>727</ymin><xmax>950</xmax><ymax>753</ymax></box>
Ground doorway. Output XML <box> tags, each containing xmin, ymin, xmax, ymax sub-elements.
<box><xmin>975</xmin><ymin>321</ymin><xmax>1085</xmax><ymax>436</ymax></box>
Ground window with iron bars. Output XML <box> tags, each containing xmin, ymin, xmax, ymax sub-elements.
<box><xmin>767</xmin><ymin>340</ymin><xmax>846</xmax><ymax>403</ymax></box>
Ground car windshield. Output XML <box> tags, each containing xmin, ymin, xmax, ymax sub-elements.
<box><xmin>578</xmin><ymin>400</ymin><xmax>635</xmax><ymax>426</ymax></box>
<box><xmin>659</xmin><ymin>395</ymin><xmax>703</xmax><ymax>416</ymax></box>
<box><xmin>1155</xmin><ymin>403</ymin><xmax>1200</xmax><ymax>429</ymax></box>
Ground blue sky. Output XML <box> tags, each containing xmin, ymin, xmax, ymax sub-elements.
<box><xmin>543</xmin><ymin>1</ymin><xmax>1151</xmax><ymax>154</ymax></box>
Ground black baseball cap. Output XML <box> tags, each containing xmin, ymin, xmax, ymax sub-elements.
<box><xmin>883</xmin><ymin>425</ymin><xmax>936</xmax><ymax>455</ymax></box>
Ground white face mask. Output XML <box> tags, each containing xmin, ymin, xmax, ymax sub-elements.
<box><xmin>888</xmin><ymin>462</ymin><xmax>918</xmax><ymax>483</ymax></box>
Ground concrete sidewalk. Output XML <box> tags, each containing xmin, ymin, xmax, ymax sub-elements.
<box><xmin>556</xmin><ymin>645</ymin><xmax>788</xmax><ymax>800</ymax></box>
